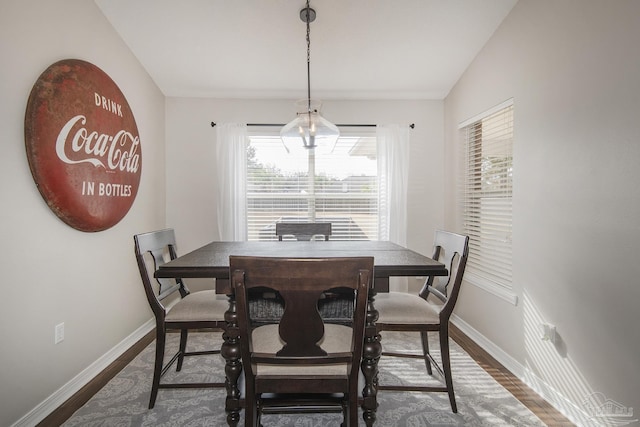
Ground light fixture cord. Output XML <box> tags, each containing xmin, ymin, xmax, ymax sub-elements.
<box><xmin>306</xmin><ymin>0</ymin><xmax>311</xmax><ymax>114</ymax></box>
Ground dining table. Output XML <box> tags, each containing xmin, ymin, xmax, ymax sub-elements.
<box><xmin>155</xmin><ymin>240</ymin><xmax>448</xmax><ymax>426</ymax></box>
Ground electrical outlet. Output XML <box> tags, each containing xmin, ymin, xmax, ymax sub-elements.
<box><xmin>55</xmin><ymin>322</ymin><xmax>64</xmax><ymax>344</ymax></box>
<box><xmin>540</xmin><ymin>323</ymin><xmax>556</xmax><ymax>343</ymax></box>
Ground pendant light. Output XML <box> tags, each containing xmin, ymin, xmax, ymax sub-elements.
<box><xmin>280</xmin><ymin>0</ymin><xmax>339</xmax><ymax>150</ymax></box>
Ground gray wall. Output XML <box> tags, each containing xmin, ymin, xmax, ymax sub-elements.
<box><xmin>0</xmin><ymin>1</ymin><xmax>166</xmax><ymax>425</ymax></box>
<box><xmin>445</xmin><ymin>1</ymin><xmax>640</xmax><ymax>424</ymax></box>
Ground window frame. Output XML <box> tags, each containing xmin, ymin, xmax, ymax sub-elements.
<box><xmin>245</xmin><ymin>130</ymin><xmax>380</xmax><ymax>242</ymax></box>
<box><xmin>458</xmin><ymin>99</ymin><xmax>517</xmax><ymax>305</ymax></box>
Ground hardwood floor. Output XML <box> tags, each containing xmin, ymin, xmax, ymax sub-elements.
<box><xmin>36</xmin><ymin>331</ymin><xmax>155</xmax><ymax>427</ymax></box>
<box><xmin>450</xmin><ymin>324</ymin><xmax>575</xmax><ymax>426</ymax></box>
<box><xmin>38</xmin><ymin>327</ymin><xmax>574</xmax><ymax>426</ymax></box>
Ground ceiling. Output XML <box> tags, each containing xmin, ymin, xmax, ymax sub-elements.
<box><xmin>95</xmin><ymin>0</ymin><xmax>517</xmax><ymax>100</ymax></box>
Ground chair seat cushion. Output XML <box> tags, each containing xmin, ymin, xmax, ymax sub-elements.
<box><xmin>251</xmin><ymin>324</ymin><xmax>352</xmax><ymax>376</ymax></box>
<box><xmin>166</xmin><ymin>290</ymin><xmax>227</xmax><ymax>322</ymax></box>
<box><xmin>375</xmin><ymin>292</ymin><xmax>441</xmax><ymax>324</ymax></box>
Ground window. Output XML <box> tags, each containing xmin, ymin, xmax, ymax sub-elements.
<box><xmin>459</xmin><ymin>100</ymin><xmax>515</xmax><ymax>304</ymax></box>
<box><xmin>246</xmin><ymin>132</ymin><xmax>379</xmax><ymax>241</ymax></box>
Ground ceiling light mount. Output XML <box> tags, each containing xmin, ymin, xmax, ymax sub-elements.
<box><xmin>281</xmin><ymin>0</ymin><xmax>339</xmax><ymax>151</ymax></box>
<box><xmin>300</xmin><ymin>6</ymin><xmax>316</xmax><ymax>23</ymax></box>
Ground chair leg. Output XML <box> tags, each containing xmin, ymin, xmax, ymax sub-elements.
<box><xmin>340</xmin><ymin>399</ymin><xmax>347</xmax><ymax>427</ymax></box>
<box><xmin>348</xmin><ymin>393</ymin><xmax>359</xmax><ymax>427</ymax></box>
<box><xmin>439</xmin><ymin>329</ymin><xmax>457</xmax><ymax>413</ymax></box>
<box><xmin>177</xmin><ymin>329</ymin><xmax>188</xmax><ymax>371</ymax></box>
<box><xmin>347</xmin><ymin>374</ymin><xmax>361</xmax><ymax>427</ymax></box>
<box><xmin>149</xmin><ymin>327</ymin><xmax>166</xmax><ymax>409</ymax></box>
<box><xmin>420</xmin><ymin>331</ymin><xmax>433</xmax><ymax>375</ymax></box>
<box><xmin>255</xmin><ymin>407</ymin><xmax>262</xmax><ymax>427</ymax></box>
<box><xmin>245</xmin><ymin>392</ymin><xmax>257</xmax><ymax>427</ymax></box>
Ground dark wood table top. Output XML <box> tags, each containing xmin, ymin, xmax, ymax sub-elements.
<box><xmin>156</xmin><ymin>241</ymin><xmax>447</xmax><ymax>293</ymax></box>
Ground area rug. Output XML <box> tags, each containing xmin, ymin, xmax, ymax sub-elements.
<box><xmin>63</xmin><ymin>331</ymin><xmax>544</xmax><ymax>426</ymax></box>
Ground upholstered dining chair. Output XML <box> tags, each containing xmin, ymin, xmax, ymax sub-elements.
<box><xmin>374</xmin><ymin>230</ymin><xmax>469</xmax><ymax>413</ymax></box>
<box><xmin>230</xmin><ymin>255</ymin><xmax>373</xmax><ymax>427</ymax></box>
<box><xmin>275</xmin><ymin>221</ymin><xmax>332</xmax><ymax>241</ymax></box>
<box><xmin>134</xmin><ymin>229</ymin><xmax>228</xmax><ymax>409</ymax></box>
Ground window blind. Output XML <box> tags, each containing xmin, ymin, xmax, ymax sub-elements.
<box><xmin>246</xmin><ymin>134</ymin><xmax>379</xmax><ymax>241</ymax></box>
<box><xmin>459</xmin><ymin>100</ymin><xmax>514</xmax><ymax>293</ymax></box>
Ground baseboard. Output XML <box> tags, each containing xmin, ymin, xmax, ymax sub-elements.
<box><xmin>11</xmin><ymin>319</ymin><xmax>155</xmax><ymax>427</ymax></box>
<box><xmin>450</xmin><ymin>314</ymin><xmax>524</xmax><ymax>376</ymax></box>
<box><xmin>451</xmin><ymin>314</ymin><xmax>598</xmax><ymax>427</ymax></box>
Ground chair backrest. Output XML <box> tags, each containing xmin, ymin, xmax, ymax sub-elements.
<box><xmin>134</xmin><ymin>229</ymin><xmax>188</xmax><ymax>319</ymax></box>
<box><xmin>275</xmin><ymin>222</ymin><xmax>332</xmax><ymax>241</ymax></box>
<box><xmin>419</xmin><ymin>230</ymin><xmax>469</xmax><ymax>319</ymax></box>
<box><xmin>230</xmin><ymin>255</ymin><xmax>372</xmax><ymax>365</ymax></box>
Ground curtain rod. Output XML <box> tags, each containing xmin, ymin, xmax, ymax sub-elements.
<box><xmin>210</xmin><ymin>122</ymin><xmax>415</xmax><ymax>129</ymax></box>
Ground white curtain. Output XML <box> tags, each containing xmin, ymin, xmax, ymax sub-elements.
<box><xmin>215</xmin><ymin>123</ymin><xmax>248</xmax><ymax>241</ymax></box>
<box><xmin>377</xmin><ymin>124</ymin><xmax>410</xmax><ymax>246</ymax></box>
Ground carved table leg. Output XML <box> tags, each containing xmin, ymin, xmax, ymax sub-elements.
<box><xmin>361</xmin><ymin>287</ymin><xmax>381</xmax><ymax>427</ymax></box>
<box><xmin>222</xmin><ymin>292</ymin><xmax>242</xmax><ymax>426</ymax></box>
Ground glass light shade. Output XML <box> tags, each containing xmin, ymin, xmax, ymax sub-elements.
<box><xmin>280</xmin><ymin>108</ymin><xmax>340</xmax><ymax>151</ymax></box>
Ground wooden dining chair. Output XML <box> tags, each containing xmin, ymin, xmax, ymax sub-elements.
<box><xmin>374</xmin><ymin>230</ymin><xmax>469</xmax><ymax>413</ymax></box>
<box><xmin>255</xmin><ymin>221</ymin><xmax>341</xmax><ymax>323</ymax></box>
<box><xmin>134</xmin><ymin>229</ymin><xmax>228</xmax><ymax>409</ymax></box>
<box><xmin>230</xmin><ymin>255</ymin><xmax>373</xmax><ymax>427</ymax></box>
<box><xmin>275</xmin><ymin>221</ymin><xmax>332</xmax><ymax>241</ymax></box>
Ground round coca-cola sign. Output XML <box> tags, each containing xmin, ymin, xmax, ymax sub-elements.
<box><xmin>24</xmin><ymin>59</ymin><xmax>141</xmax><ymax>232</ymax></box>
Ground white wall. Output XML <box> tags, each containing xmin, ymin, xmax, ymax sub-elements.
<box><xmin>165</xmin><ymin>98</ymin><xmax>445</xmax><ymax>260</ymax></box>
<box><xmin>0</xmin><ymin>1</ymin><xmax>165</xmax><ymax>425</ymax></box>
<box><xmin>445</xmin><ymin>1</ymin><xmax>640</xmax><ymax>424</ymax></box>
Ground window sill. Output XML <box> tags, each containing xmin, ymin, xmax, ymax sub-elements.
<box><xmin>464</xmin><ymin>272</ymin><xmax>518</xmax><ymax>306</ymax></box>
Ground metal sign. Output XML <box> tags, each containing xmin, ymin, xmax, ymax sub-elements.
<box><xmin>24</xmin><ymin>59</ymin><xmax>142</xmax><ymax>232</ymax></box>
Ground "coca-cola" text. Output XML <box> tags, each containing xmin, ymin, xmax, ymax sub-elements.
<box><xmin>55</xmin><ymin>115</ymin><xmax>140</xmax><ymax>173</ymax></box>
